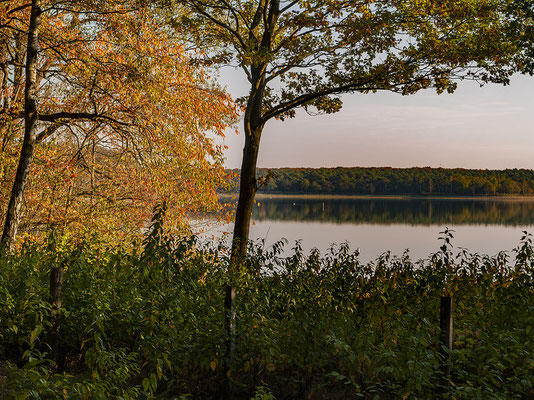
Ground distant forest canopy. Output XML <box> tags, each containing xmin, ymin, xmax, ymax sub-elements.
<box><xmin>224</xmin><ymin>167</ymin><xmax>534</xmax><ymax>196</ymax></box>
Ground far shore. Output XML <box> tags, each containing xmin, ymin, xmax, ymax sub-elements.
<box><xmin>218</xmin><ymin>193</ymin><xmax>534</xmax><ymax>201</ymax></box>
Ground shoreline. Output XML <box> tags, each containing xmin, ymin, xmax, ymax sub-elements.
<box><xmin>219</xmin><ymin>193</ymin><xmax>534</xmax><ymax>201</ymax></box>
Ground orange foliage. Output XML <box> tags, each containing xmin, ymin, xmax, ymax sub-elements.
<box><xmin>0</xmin><ymin>1</ymin><xmax>238</xmax><ymax>245</ymax></box>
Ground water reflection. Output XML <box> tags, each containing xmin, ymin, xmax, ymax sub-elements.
<box><xmin>252</xmin><ymin>197</ymin><xmax>534</xmax><ymax>226</ymax></box>
<box><xmin>207</xmin><ymin>196</ymin><xmax>534</xmax><ymax>261</ymax></box>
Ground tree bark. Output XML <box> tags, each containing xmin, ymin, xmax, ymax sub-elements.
<box><xmin>224</xmin><ymin>97</ymin><xmax>263</xmax><ymax>394</ymax></box>
<box><xmin>224</xmin><ymin>4</ymin><xmax>279</xmax><ymax>396</ymax></box>
<box><xmin>0</xmin><ymin>0</ymin><xmax>42</xmax><ymax>254</ymax></box>
<box><xmin>0</xmin><ymin>40</ymin><xmax>8</xmax><ymax>109</ymax></box>
<box><xmin>224</xmin><ymin>64</ymin><xmax>266</xmax><ymax>398</ymax></box>
<box><xmin>12</xmin><ymin>32</ymin><xmax>26</xmax><ymax>107</ymax></box>
<box><xmin>49</xmin><ymin>265</ymin><xmax>64</xmax><ymax>366</ymax></box>
<box><xmin>230</xmin><ymin>125</ymin><xmax>262</xmax><ymax>261</ymax></box>
<box><xmin>229</xmin><ymin>0</ymin><xmax>278</xmax><ymax>260</ymax></box>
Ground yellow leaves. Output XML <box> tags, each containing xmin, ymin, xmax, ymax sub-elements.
<box><xmin>210</xmin><ymin>359</ymin><xmax>218</xmax><ymax>372</ymax></box>
<box><xmin>1</xmin><ymin>2</ymin><xmax>237</xmax><ymax>246</ymax></box>
<box><xmin>29</xmin><ymin>324</ymin><xmax>43</xmax><ymax>346</ymax></box>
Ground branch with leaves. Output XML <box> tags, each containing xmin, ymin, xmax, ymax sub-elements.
<box><xmin>0</xmin><ymin>0</ymin><xmax>238</xmax><ymax>249</ymax></box>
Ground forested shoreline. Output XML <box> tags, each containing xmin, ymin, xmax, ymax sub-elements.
<box><xmin>2</xmin><ymin>0</ymin><xmax>534</xmax><ymax>398</ymax></box>
<box><xmin>225</xmin><ymin>167</ymin><xmax>534</xmax><ymax>196</ymax></box>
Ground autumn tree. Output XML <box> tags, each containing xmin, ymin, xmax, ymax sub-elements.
<box><xmin>0</xmin><ymin>0</ymin><xmax>237</xmax><ymax>250</ymax></box>
<box><xmin>173</xmin><ymin>0</ymin><xmax>522</xmax><ymax>261</ymax></box>
<box><xmin>169</xmin><ymin>0</ymin><xmax>528</xmax><ymax>381</ymax></box>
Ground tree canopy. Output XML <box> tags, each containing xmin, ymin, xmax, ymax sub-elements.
<box><xmin>171</xmin><ymin>0</ymin><xmax>528</xmax><ymax>261</ymax></box>
<box><xmin>0</xmin><ymin>0</ymin><xmax>237</xmax><ymax>247</ymax></box>
<box><xmin>225</xmin><ymin>167</ymin><xmax>534</xmax><ymax>196</ymax></box>
<box><xmin>176</xmin><ymin>0</ymin><xmax>521</xmax><ymax>120</ymax></box>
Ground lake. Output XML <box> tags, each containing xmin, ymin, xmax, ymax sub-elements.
<box><xmin>198</xmin><ymin>195</ymin><xmax>534</xmax><ymax>262</ymax></box>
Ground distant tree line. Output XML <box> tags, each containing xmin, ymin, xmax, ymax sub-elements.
<box><xmin>225</xmin><ymin>167</ymin><xmax>534</xmax><ymax>196</ymax></box>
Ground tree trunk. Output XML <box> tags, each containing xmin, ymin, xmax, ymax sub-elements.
<box><xmin>12</xmin><ymin>32</ymin><xmax>26</xmax><ymax>107</ymax></box>
<box><xmin>0</xmin><ymin>0</ymin><xmax>42</xmax><ymax>254</ymax></box>
<box><xmin>223</xmin><ymin>117</ymin><xmax>263</xmax><ymax>396</ymax></box>
<box><xmin>49</xmin><ymin>265</ymin><xmax>64</xmax><ymax>366</ymax></box>
<box><xmin>230</xmin><ymin>126</ymin><xmax>262</xmax><ymax>261</ymax></box>
<box><xmin>230</xmin><ymin>0</ymin><xmax>277</xmax><ymax>261</ymax></box>
<box><xmin>224</xmin><ymin>3</ymin><xmax>278</xmax><ymax>394</ymax></box>
<box><xmin>0</xmin><ymin>41</ymin><xmax>8</xmax><ymax>109</ymax></box>
<box><xmin>223</xmin><ymin>67</ymin><xmax>265</xmax><ymax>397</ymax></box>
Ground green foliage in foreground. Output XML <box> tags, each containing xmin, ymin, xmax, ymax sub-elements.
<box><xmin>0</xmin><ymin>225</ymin><xmax>534</xmax><ymax>399</ymax></box>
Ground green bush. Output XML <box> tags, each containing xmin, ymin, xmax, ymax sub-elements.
<box><xmin>0</xmin><ymin>225</ymin><xmax>533</xmax><ymax>399</ymax></box>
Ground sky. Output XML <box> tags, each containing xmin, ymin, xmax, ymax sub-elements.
<box><xmin>219</xmin><ymin>71</ymin><xmax>534</xmax><ymax>170</ymax></box>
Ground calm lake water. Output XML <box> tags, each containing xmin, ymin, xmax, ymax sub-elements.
<box><xmin>198</xmin><ymin>195</ymin><xmax>534</xmax><ymax>262</ymax></box>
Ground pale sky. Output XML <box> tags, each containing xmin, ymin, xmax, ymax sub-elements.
<box><xmin>220</xmin><ymin>72</ymin><xmax>534</xmax><ymax>170</ymax></box>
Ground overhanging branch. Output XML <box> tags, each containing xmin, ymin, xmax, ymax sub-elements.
<box><xmin>39</xmin><ymin>112</ymin><xmax>131</xmax><ymax>126</ymax></box>
<box><xmin>260</xmin><ymin>74</ymin><xmax>434</xmax><ymax>124</ymax></box>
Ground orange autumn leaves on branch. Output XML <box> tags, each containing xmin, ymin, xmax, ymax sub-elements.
<box><xmin>0</xmin><ymin>0</ymin><xmax>238</xmax><ymax>246</ymax></box>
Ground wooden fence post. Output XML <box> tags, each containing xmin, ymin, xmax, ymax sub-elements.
<box><xmin>222</xmin><ymin>284</ymin><xmax>237</xmax><ymax>399</ymax></box>
<box><xmin>439</xmin><ymin>296</ymin><xmax>453</xmax><ymax>395</ymax></box>
<box><xmin>49</xmin><ymin>265</ymin><xmax>64</xmax><ymax>366</ymax></box>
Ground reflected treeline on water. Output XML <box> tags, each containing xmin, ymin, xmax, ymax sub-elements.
<box><xmin>250</xmin><ymin>197</ymin><xmax>534</xmax><ymax>226</ymax></box>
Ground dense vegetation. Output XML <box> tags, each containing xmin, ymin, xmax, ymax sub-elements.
<box><xmin>226</xmin><ymin>167</ymin><xmax>534</xmax><ymax>196</ymax></box>
<box><xmin>2</xmin><ymin>1</ymin><xmax>534</xmax><ymax>399</ymax></box>
<box><xmin>1</xmin><ymin>213</ymin><xmax>533</xmax><ymax>399</ymax></box>
<box><xmin>0</xmin><ymin>1</ymin><xmax>236</xmax><ymax>250</ymax></box>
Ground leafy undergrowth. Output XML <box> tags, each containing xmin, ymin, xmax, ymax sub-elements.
<box><xmin>1</xmin><ymin>220</ymin><xmax>533</xmax><ymax>399</ymax></box>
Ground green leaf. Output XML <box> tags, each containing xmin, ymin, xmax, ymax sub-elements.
<box><xmin>142</xmin><ymin>377</ymin><xmax>150</xmax><ymax>392</ymax></box>
<box><xmin>149</xmin><ymin>372</ymin><xmax>157</xmax><ymax>391</ymax></box>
